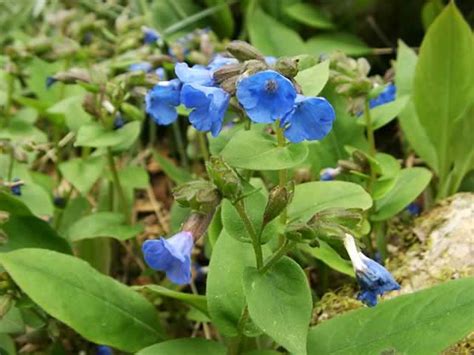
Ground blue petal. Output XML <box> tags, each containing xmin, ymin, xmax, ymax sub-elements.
<box><xmin>369</xmin><ymin>83</ymin><xmax>396</xmax><ymax>109</ymax></box>
<box><xmin>265</xmin><ymin>56</ymin><xmax>277</xmax><ymax>65</ymax></box>
<box><xmin>155</xmin><ymin>67</ymin><xmax>166</xmax><ymax>80</ymax></box>
<box><xmin>145</xmin><ymin>79</ymin><xmax>181</xmax><ymax>125</ymax></box>
<box><xmin>181</xmin><ymin>83</ymin><xmax>230</xmax><ymax>137</ymax></box>
<box><xmin>142</xmin><ymin>231</ymin><xmax>194</xmax><ymax>285</ymax></box>
<box><xmin>356</xmin><ymin>253</ymin><xmax>400</xmax><ymax>307</ymax></box>
<box><xmin>96</xmin><ymin>345</ymin><xmax>113</xmax><ymax>355</ymax></box>
<box><xmin>46</xmin><ymin>76</ymin><xmax>57</xmax><ymax>89</ymax></box>
<box><xmin>143</xmin><ymin>27</ymin><xmax>161</xmax><ymax>44</ymax></box>
<box><xmin>236</xmin><ymin>70</ymin><xmax>296</xmax><ymax>123</ymax></box>
<box><xmin>207</xmin><ymin>55</ymin><xmax>238</xmax><ymax>72</ymax></box>
<box><xmin>175</xmin><ymin>62</ymin><xmax>213</xmax><ymax>86</ymax></box>
<box><xmin>282</xmin><ymin>95</ymin><xmax>335</xmax><ymax>143</ymax></box>
<box><xmin>128</xmin><ymin>62</ymin><xmax>153</xmax><ymax>73</ymax></box>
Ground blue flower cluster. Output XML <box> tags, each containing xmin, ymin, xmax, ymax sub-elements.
<box><xmin>369</xmin><ymin>83</ymin><xmax>396</xmax><ymax>109</ymax></box>
<box><xmin>236</xmin><ymin>70</ymin><xmax>335</xmax><ymax>143</ymax></box>
<box><xmin>142</xmin><ymin>231</ymin><xmax>194</xmax><ymax>285</ymax></box>
<box><xmin>145</xmin><ymin>55</ymin><xmax>237</xmax><ymax>137</ymax></box>
<box><xmin>344</xmin><ymin>234</ymin><xmax>400</xmax><ymax>306</ymax></box>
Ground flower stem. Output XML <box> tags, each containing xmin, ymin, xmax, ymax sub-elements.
<box><xmin>275</xmin><ymin>122</ymin><xmax>288</xmax><ymax>224</ymax></box>
<box><xmin>364</xmin><ymin>99</ymin><xmax>377</xmax><ymax>193</ymax></box>
<box><xmin>171</xmin><ymin>121</ymin><xmax>189</xmax><ymax>169</ymax></box>
<box><xmin>107</xmin><ymin>148</ymin><xmax>129</xmax><ymax>219</ymax></box>
<box><xmin>260</xmin><ymin>240</ymin><xmax>294</xmax><ymax>274</ymax></box>
<box><xmin>234</xmin><ymin>200</ymin><xmax>263</xmax><ymax>269</ymax></box>
<box><xmin>197</xmin><ymin>131</ymin><xmax>210</xmax><ymax>161</ymax></box>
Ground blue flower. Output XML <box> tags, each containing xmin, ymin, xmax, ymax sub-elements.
<box><xmin>142</xmin><ymin>231</ymin><xmax>194</xmax><ymax>285</ymax></box>
<box><xmin>10</xmin><ymin>178</ymin><xmax>22</xmax><ymax>196</ymax></box>
<box><xmin>344</xmin><ymin>234</ymin><xmax>400</xmax><ymax>307</ymax></box>
<box><xmin>113</xmin><ymin>113</ymin><xmax>125</xmax><ymax>130</ymax></box>
<box><xmin>181</xmin><ymin>83</ymin><xmax>230</xmax><ymax>137</ymax></box>
<box><xmin>369</xmin><ymin>83</ymin><xmax>396</xmax><ymax>109</ymax></box>
<box><xmin>207</xmin><ymin>55</ymin><xmax>238</xmax><ymax>72</ymax></box>
<box><xmin>175</xmin><ymin>62</ymin><xmax>213</xmax><ymax>86</ymax></box>
<box><xmin>236</xmin><ymin>70</ymin><xmax>296</xmax><ymax>124</ymax></box>
<box><xmin>46</xmin><ymin>77</ymin><xmax>57</xmax><ymax>88</ymax></box>
<box><xmin>281</xmin><ymin>95</ymin><xmax>335</xmax><ymax>143</ymax></box>
<box><xmin>143</xmin><ymin>27</ymin><xmax>161</xmax><ymax>45</ymax></box>
<box><xmin>320</xmin><ymin>167</ymin><xmax>341</xmax><ymax>181</ymax></box>
<box><xmin>96</xmin><ymin>345</ymin><xmax>113</xmax><ymax>355</ymax></box>
<box><xmin>155</xmin><ymin>67</ymin><xmax>166</xmax><ymax>81</ymax></box>
<box><xmin>145</xmin><ymin>79</ymin><xmax>182</xmax><ymax>125</ymax></box>
<box><xmin>129</xmin><ymin>62</ymin><xmax>153</xmax><ymax>73</ymax></box>
<box><xmin>265</xmin><ymin>56</ymin><xmax>277</xmax><ymax>66</ymax></box>
<box><xmin>406</xmin><ymin>202</ymin><xmax>421</xmax><ymax>216</ymax></box>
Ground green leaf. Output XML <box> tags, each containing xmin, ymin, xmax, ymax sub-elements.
<box><xmin>75</xmin><ymin>121</ymin><xmax>141</xmax><ymax>149</ymax></box>
<box><xmin>307</xmin><ymin>278</ymin><xmax>474</xmax><ymax>354</ymax></box>
<box><xmin>294</xmin><ymin>60</ymin><xmax>330</xmax><ymax>97</ymax></box>
<box><xmin>135</xmin><ymin>285</ymin><xmax>208</xmax><ymax>316</ymax></box>
<box><xmin>137</xmin><ymin>338</ymin><xmax>226</xmax><ymax>355</ymax></box>
<box><xmin>0</xmin><ymin>120</ymin><xmax>47</xmax><ymax>143</ymax></box>
<box><xmin>59</xmin><ymin>155</ymin><xmax>106</xmax><ymax>195</ymax></box>
<box><xmin>204</xmin><ymin>0</ymin><xmax>235</xmax><ymax>38</ymax></box>
<box><xmin>284</xmin><ymin>3</ymin><xmax>335</xmax><ymax>30</ymax></box>
<box><xmin>47</xmin><ymin>95</ymin><xmax>92</xmax><ymax>132</ymax></box>
<box><xmin>221</xmin><ymin>129</ymin><xmax>308</xmax><ymax>170</ymax></box>
<box><xmin>0</xmin><ymin>215</ymin><xmax>71</xmax><ymax>254</ymax></box>
<box><xmin>306</xmin><ymin>33</ymin><xmax>371</xmax><ymax>57</ymax></box>
<box><xmin>288</xmin><ymin>181</ymin><xmax>372</xmax><ymax>222</ymax></box>
<box><xmin>0</xmin><ymin>334</ymin><xmax>15</xmax><ymax>355</ymax></box>
<box><xmin>153</xmin><ymin>152</ymin><xmax>192</xmax><ymax>184</ymax></box>
<box><xmin>413</xmin><ymin>2</ymin><xmax>473</xmax><ymax>184</ymax></box>
<box><xmin>75</xmin><ymin>238</ymin><xmax>112</xmax><ymax>275</ymax></box>
<box><xmin>0</xmin><ymin>191</ymin><xmax>34</xmax><ymax>217</ymax></box>
<box><xmin>395</xmin><ymin>40</ymin><xmax>438</xmax><ymax>172</ymax></box>
<box><xmin>300</xmin><ymin>242</ymin><xmax>354</xmax><ymax>277</ymax></box>
<box><xmin>243</xmin><ymin>257</ymin><xmax>312</xmax><ymax>354</ymax></box>
<box><xmin>248</xmin><ymin>7</ymin><xmax>306</xmax><ymax>56</ymax></box>
<box><xmin>0</xmin><ymin>249</ymin><xmax>163</xmax><ymax>352</ymax></box>
<box><xmin>67</xmin><ymin>212</ymin><xmax>143</xmax><ymax>242</ymax></box>
<box><xmin>15</xmin><ymin>183</ymin><xmax>53</xmax><ymax>217</ymax></box>
<box><xmin>371</xmin><ymin>167</ymin><xmax>432</xmax><ymax>221</ymax></box>
<box><xmin>368</xmin><ymin>95</ymin><xmax>409</xmax><ymax>130</ymax></box>
<box><xmin>0</xmin><ymin>307</ymin><xmax>25</xmax><ymax>334</ymax></box>
<box><xmin>207</xmin><ymin>230</ymin><xmax>269</xmax><ymax>336</ymax></box>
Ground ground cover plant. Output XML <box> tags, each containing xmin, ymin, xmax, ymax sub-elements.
<box><xmin>0</xmin><ymin>0</ymin><xmax>473</xmax><ymax>354</ymax></box>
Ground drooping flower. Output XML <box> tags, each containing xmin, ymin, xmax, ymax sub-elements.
<box><xmin>10</xmin><ymin>178</ymin><xmax>22</xmax><ymax>196</ymax></box>
<box><xmin>128</xmin><ymin>62</ymin><xmax>153</xmax><ymax>73</ymax></box>
<box><xmin>281</xmin><ymin>95</ymin><xmax>335</xmax><ymax>143</ymax></box>
<box><xmin>369</xmin><ymin>83</ymin><xmax>396</xmax><ymax>109</ymax></box>
<box><xmin>343</xmin><ymin>233</ymin><xmax>400</xmax><ymax>306</ymax></box>
<box><xmin>142</xmin><ymin>231</ymin><xmax>194</xmax><ymax>285</ymax></box>
<box><xmin>175</xmin><ymin>62</ymin><xmax>213</xmax><ymax>86</ymax></box>
<box><xmin>142</xmin><ymin>27</ymin><xmax>161</xmax><ymax>45</ymax></box>
<box><xmin>236</xmin><ymin>70</ymin><xmax>297</xmax><ymax>124</ymax></box>
<box><xmin>320</xmin><ymin>167</ymin><xmax>341</xmax><ymax>181</ymax></box>
<box><xmin>145</xmin><ymin>79</ymin><xmax>182</xmax><ymax>125</ymax></box>
<box><xmin>180</xmin><ymin>83</ymin><xmax>230</xmax><ymax>137</ymax></box>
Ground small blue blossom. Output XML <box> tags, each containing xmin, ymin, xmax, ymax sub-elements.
<box><xmin>128</xmin><ymin>62</ymin><xmax>153</xmax><ymax>73</ymax></box>
<box><xmin>53</xmin><ymin>196</ymin><xmax>66</xmax><ymax>208</ymax></box>
<box><xmin>369</xmin><ymin>83</ymin><xmax>396</xmax><ymax>109</ymax></box>
<box><xmin>155</xmin><ymin>67</ymin><xmax>166</xmax><ymax>81</ymax></box>
<box><xmin>175</xmin><ymin>62</ymin><xmax>213</xmax><ymax>86</ymax></box>
<box><xmin>406</xmin><ymin>202</ymin><xmax>421</xmax><ymax>216</ymax></box>
<box><xmin>46</xmin><ymin>77</ymin><xmax>57</xmax><ymax>88</ymax></box>
<box><xmin>180</xmin><ymin>83</ymin><xmax>230</xmax><ymax>137</ymax></box>
<box><xmin>10</xmin><ymin>178</ymin><xmax>22</xmax><ymax>196</ymax></box>
<box><xmin>207</xmin><ymin>55</ymin><xmax>238</xmax><ymax>72</ymax></box>
<box><xmin>142</xmin><ymin>231</ymin><xmax>194</xmax><ymax>285</ymax></box>
<box><xmin>236</xmin><ymin>70</ymin><xmax>296</xmax><ymax>124</ymax></box>
<box><xmin>265</xmin><ymin>56</ymin><xmax>277</xmax><ymax>66</ymax></box>
<box><xmin>96</xmin><ymin>345</ymin><xmax>113</xmax><ymax>355</ymax></box>
<box><xmin>143</xmin><ymin>27</ymin><xmax>161</xmax><ymax>45</ymax></box>
<box><xmin>344</xmin><ymin>234</ymin><xmax>400</xmax><ymax>307</ymax></box>
<box><xmin>320</xmin><ymin>167</ymin><xmax>341</xmax><ymax>181</ymax></box>
<box><xmin>281</xmin><ymin>95</ymin><xmax>335</xmax><ymax>143</ymax></box>
<box><xmin>145</xmin><ymin>79</ymin><xmax>182</xmax><ymax>125</ymax></box>
<box><xmin>113</xmin><ymin>113</ymin><xmax>125</xmax><ymax>130</ymax></box>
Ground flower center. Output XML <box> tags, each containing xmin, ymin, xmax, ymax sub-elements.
<box><xmin>265</xmin><ymin>79</ymin><xmax>278</xmax><ymax>93</ymax></box>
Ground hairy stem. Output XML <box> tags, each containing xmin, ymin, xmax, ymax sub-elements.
<box><xmin>234</xmin><ymin>200</ymin><xmax>263</xmax><ymax>269</ymax></box>
<box><xmin>107</xmin><ymin>148</ymin><xmax>128</xmax><ymax>219</ymax></box>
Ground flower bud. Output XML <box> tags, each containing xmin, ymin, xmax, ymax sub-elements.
<box><xmin>226</xmin><ymin>40</ymin><xmax>264</xmax><ymax>62</ymax></box>
<box><xmin>263</xmin><ymin>183</ymin><xmax>294</xmax><ymax>226</ymax></box>
<box><xmin>206</xmin><ymin>157</ymin><xmax>242</xmax><ymax>202</ymax></box>
<box><xmin>51</xmin><ymin>68</ymin><xmax>91</xmax><ymax>85</ymax></box>
<box><xmin>120</xmin><ymin>103</ymin><xmax>144</xmax><ymax>121</ymax></box>
<box><xmin>275</xmin><ymin>57</ymin><xmax>298</xmax><ymax>78</ymax></box>
<box><xmin>242</xmin><ymin>59</ymin><xmax>269</xmax><ymax>76</ymax></box>
<box><xmin>219</xmin><ymin>76</ymin><xmax>238</xmax><ymax>95</ymax></box>
<box><xmin>182</xmin><ymin>210</ymin><xmax>216</xmax><ymax>240</ymax></box>
<box><xmin>173</xmin><ymin>180</ymin><xmax>221</xmax><ymax>213</ymax></box>
<box><xmin>285</xmin><ymin>223</ymin><xmax>316</xmax><ymax>242</ymax></box>
<box><xmin>213</xmin><ymin>63</ymin><xmax>243</xmax><ymax>84</ymax></box>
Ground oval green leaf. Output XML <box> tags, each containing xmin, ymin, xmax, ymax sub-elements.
<box><xmin>137</xmin><ymin>338</ymin><xmax>226</xmax><ymax>355</ymax></box>
<box><xmin>0</xmin><ymin>249</ymin><xmax>163</xmax><ymax>352</ymax></box>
